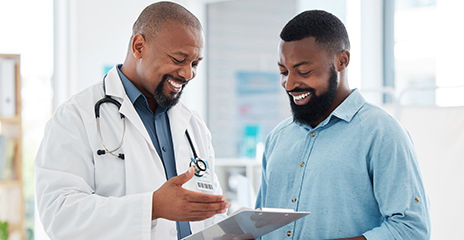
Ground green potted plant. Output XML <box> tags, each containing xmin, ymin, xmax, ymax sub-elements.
<box><xmin>0</xmin><ymin>221</ymin><xmax>8</xmax><ymax>240</ymax></box>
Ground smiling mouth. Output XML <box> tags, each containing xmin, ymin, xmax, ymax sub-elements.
<box><xmin>293</xmin><ymin>92</ymin><xmax>311</xmax><ymax>100</ymax></box>
<box><xmin>167</xmin><ymin>79</ymin><xmax>184</xmax><ymax>93</ymax></box>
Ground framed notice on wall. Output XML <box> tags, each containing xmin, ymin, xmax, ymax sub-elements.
<box><xmin>235</xmin><ymin>71</ymin><xmax>284</xmax><ymax>158</ymax></box>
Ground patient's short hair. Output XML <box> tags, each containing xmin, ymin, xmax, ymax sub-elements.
<box><xmin>280</xmin><ymin>10</ymin><xmax>350</xmax><ymax>53</ymax></box>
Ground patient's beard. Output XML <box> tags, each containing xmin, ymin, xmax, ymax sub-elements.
<box><xmin>289</xmin><ymin>66</ymin><xmax>338</xmax><ymax>127</ymax></box>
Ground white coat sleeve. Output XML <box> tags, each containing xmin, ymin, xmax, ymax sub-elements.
<box><xmin>35</xmin><ymin>103</ymin><xmax>153</xmax><ymax>240</ymax></box>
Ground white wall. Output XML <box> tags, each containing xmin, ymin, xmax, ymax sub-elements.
<box><xmin>436</xmin><ymin>0</ymin><xmax>464</xmax><ymax>106</ymax></box>
<box><xmin>383</xmin><ymin>105</ymin><xmax>464</xmax><ymax>240</ymax></box>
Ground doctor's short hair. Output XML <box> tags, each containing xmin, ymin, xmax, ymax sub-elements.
<box><xmin>132</xmin><ymin>1</ymin><xmax>202</xmax><ymax>39</ymax></box>
<box><xmin>280</xmin><ymin>10</ymin><xmax>350</xmax><ymax>53</ymax></box>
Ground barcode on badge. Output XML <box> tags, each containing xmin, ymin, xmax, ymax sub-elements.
<box><xmin>197</xmin><ymin>182</ymin><xmax>213</xmax><ymax>191</ymax></box>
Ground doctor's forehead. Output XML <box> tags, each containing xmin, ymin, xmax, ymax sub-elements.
<box><xmin>153</xmin><ymin>21</ymin><xmax>204</xmax><ymax>58</ymax></box>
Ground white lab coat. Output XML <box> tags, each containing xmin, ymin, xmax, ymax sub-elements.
<box><xmin>35</xmin><ymin>66</ymin><xmax>223</xmax><ymax>240</ymax></box>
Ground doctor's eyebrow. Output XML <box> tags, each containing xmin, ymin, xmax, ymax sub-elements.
<box><xmin>173</xmin><ymin>52</ymin><xmax>189</xmax><ymax>58</ymax></box>
<box><xmin>173</xmin><ymin>51</ymin><xmax>203</xmax><ymax>61</ymax></box>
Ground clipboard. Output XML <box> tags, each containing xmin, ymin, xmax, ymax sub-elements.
<box><xmin>183</xmin><ymin>208</ymin><xmax>311</xmax><ymax>240</ymax></box>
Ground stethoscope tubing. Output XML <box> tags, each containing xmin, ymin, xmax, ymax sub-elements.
<box><xmin>96</xmin><ymin>77</ymin><xmax>206</xmax><ymax>176</ymax></box>
<box><xmin>96</xmin><ymin>114</ymin><xmax>126</xmax><ymax>158</ymax></box>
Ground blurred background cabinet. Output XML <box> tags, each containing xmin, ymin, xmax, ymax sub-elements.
<box><xmin>0</xmin><ymin>54</ymin><xmax>24</xmax><ymax>240</ymax></box>
<box><xmin>215</xmin><ymin>158</ymin><xmax>262</xmax><ymax>213</ymax></box>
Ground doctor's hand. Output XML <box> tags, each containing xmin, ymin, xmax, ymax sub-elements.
<box><xmin>151</xmin><ymin>167</ymin><xmax>230</xmax><ymax>221</ymax></box>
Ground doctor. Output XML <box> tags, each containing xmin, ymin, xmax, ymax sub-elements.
<box><xmin>35</xmin><ymin>2</ymin><xmax>229</xmax><ymax>239</ymax></box>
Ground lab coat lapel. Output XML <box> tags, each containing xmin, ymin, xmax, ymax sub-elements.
<box><xmin>168</xmin><ymin>102</ymin><xmax>193</xmax><ymax>176</ymax></box>
<box><xmin>103</xmin><ymin>67</ymin><xmax>166</xmax><ymax>195</ymax></box>
<box><xmin>104</xmin><ymin>67</ymin><xmax>156</xmax><ymax>154</ymax></box>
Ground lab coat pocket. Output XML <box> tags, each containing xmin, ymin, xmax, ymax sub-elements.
<box><xmin>94</xmin><ymin>153</ymin><xmax>126</xmax><ymax>197</ymax></box>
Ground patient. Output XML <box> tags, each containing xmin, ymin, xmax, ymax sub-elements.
<box><xmin>255</xmin><ymin>10</ymin><xmax>431</xmax><ymax>240</ymax></box>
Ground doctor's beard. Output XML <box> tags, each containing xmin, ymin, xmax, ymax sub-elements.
<box><xmin>154</xmin><ymin>74</ymin><xmax>185</xmax><ymax>109</ymax></box>
<box><xmin>288</xmin><ymin>65</ymin><xmax>338</xmax><ymax>127</ymax></box>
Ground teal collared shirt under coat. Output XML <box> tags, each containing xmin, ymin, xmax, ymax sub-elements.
<box><xmin>116</xmin><ymin>65</ymin><xmax>176</xmax><ymax>178</ymax></box>
<box><xmin>256</xmin><ymin>89</ymin><xmax>430</xmax><ymax>239</ymax></box>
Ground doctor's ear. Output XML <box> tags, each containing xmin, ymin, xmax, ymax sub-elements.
<box><xmin>131</xmin><ymin>34</ymin><xmax>145</xmax><ymax>59</ymax></box>
<box><xmin>334</xmin><ymin>50</ymin><xmax>350</xmax><ymax>72</ymax></box>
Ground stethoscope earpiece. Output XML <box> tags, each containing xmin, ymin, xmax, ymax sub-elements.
<box><xmin>97</xmin><ymin>149</ymin><xmax>125</xmax><ymax>160</ymax></box>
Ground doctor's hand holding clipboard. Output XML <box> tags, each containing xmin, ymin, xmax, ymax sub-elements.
<box><xmin>152</xmin><ymin>167</ymin><xmax>230</xmax><ymax>221</ymax></box>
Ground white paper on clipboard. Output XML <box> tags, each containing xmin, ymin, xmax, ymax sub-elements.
<box><xmin>183</xmin><ymin>208</ymin><xmax>311</xmax><ymax>240</ymax></box>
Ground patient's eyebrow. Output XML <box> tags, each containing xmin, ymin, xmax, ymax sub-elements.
<box><xmin>292</xmin><ymin>61</ymin><xmax>312</xmax><ymax>68</ymax></box>
<box><xmin>278</xmin><ymin>61</ymin><xmax>313</xmax><ymax>68</ymax></box>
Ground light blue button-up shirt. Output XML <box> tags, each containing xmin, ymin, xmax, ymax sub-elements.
<box><xmin>256</xmin><ymin>89</ymin><xmax>430</xmax><ymax>239</ymax></box>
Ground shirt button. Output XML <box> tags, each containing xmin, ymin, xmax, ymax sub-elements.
<box><xmin>291</xmin><ymin>198</ymin><xmax>297</xmax><ymax>202</ymax></box>
<box><xmin>310</xmin><ymin>132</ymin><xmax>316</xmax><ymax>137</ymax></box>
<box><xmin>162</xmin><ymin>146</ymin><xmax>166</xmax><ymax>152</ymax></box>
<box><xmin>287</xmin><ymin>231</ymin><xmax>292</xmax><ymax>236</ymax></box>
<box><xmin>300</xmin><ymin>162</ymin><xmax>305</xmax><ymax>167</ymax></box>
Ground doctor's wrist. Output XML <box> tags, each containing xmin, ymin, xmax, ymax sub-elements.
<box><xmin>151</xmin><ymin>191</ymin><xmax>159</xmax><ymax>220</ymax></box>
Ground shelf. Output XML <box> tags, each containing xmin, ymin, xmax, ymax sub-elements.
<box><xmin>0</xmin><ymin>54</ymin><xmax>24</xmax><ymax>240</ymax></box>
<box><xmin>0</xmin><ymin>116</ymin><xmax>20</xmax><ymax>123</ymax></box>
<box><xmin>0</xmin><ymin>180</ymin><xmax>21</xmax><ymax>187</ymax></box>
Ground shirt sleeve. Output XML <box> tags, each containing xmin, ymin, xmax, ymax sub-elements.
<box><xmin>35</xmin><ymin>102</ymin><xmax>153</xmax><ymax>240</ymax></box>
<box><xmin>255</xmin><ymin>153</ymin><xmax>267</xmax><ymax>210</ymax></box>
<box><xmin>363</xmin><ymin>121</ymin><xmax>430</xmax><ymax>240</ymax></box>
<box><xmin>254</xmin><ymin>138</ymin><xmax>270</xmax><ymax>240</ymax></box>
<box><xmin>255</xmin><ymin>132</ymin><xmax>273</xmax><ymax>210</ymax></box>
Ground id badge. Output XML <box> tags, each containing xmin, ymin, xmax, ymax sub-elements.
<box><xmin>191</xmin><ymin>159</ymin><xmax>215</xmax><ymax>193</ymax></box>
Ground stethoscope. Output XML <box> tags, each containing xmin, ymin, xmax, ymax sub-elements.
<box><xmin>185</xmin><ymin>130</ymin><xmax>207</xmax><ymax>177</ymax></box>
<box><xmin>94</xmin><ymin>78</ymin><xmax>207</xmax><ymax>177</ymax></box>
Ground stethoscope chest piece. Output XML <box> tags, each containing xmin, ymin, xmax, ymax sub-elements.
<box><xmin>190</xmin><ymin>157</ymin><xmax>207</xmax><ymax>177</ymax></box>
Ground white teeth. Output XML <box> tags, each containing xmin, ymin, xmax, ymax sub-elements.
<box><xmin>168</xmin><ymin>79</ymin><xmax>182</xmax><ymax>88</ymax></box>
<box><xmin>294</xmin><ymin>92</ymin><xmax>310</xmax><ymax>100</ymax></box>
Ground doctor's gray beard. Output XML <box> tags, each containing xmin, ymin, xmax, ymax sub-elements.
<box><xmin>289</xmin><ymin>65</ymin><xmax>338</xmax><ymax>127</ymax></box>
<box><xmin>154</xmin><ymin>74</ymin><xmax>185</xmax><ymax>109</ymax></box>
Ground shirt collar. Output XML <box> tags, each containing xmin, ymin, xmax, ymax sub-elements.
<box><xmin>295</xmin><ymin>89</ymin><xmax>366</xmax><ymax>130</ymax></box>
<box><xmin>116</xmin><ymin>64</ymin><xmax>168</xmax><ymax>114</ymax></box>
<box><xmin>117</xmin><ymin>64</ymin><xmax>143</xmax><ymax>104</ymax></box>
<box><xmin>330</xmin><ymin>88</ymin><xmax>366</xmax><ymax>123</ymax></box>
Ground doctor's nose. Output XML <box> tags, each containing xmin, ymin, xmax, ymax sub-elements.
<box><xmin>178</xmin><ymin>65</ymin><xmax>196</xmax><ymax>80</ymax></box>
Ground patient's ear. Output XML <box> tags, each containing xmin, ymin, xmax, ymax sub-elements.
<box><xmin>335</xmin><ymin>50</ymin><xmax>350</xmax><ymax>72</ymax></box>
